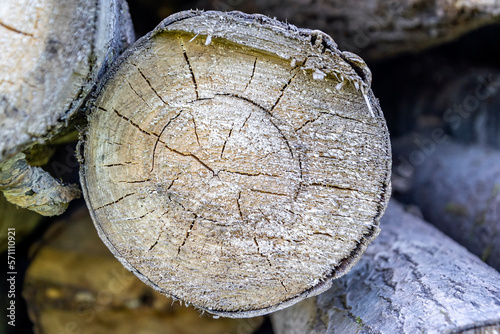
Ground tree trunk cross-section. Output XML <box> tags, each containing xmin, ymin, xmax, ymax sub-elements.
<box><xmin>80</xmin><ymin>10</ymin><xmax>392</xmax><ymax>318</ymax></box>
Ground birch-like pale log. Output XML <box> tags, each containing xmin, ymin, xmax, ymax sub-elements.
<box><xmin>393</xmin><ymin>136</ymin><xmax>500</xmax><ymax>270</ymax></box>
<box><xmin>79</xmin><ymin>10</ymin><xmax>392</xmax><ymax>317</ymax></box>
<box><xmin>197</xmin><ymin>0</ymin><xmax>500</xmax><ymax>60</ymax></box>
<box><xmin>271</xmin><ymin>200</ymin><xmax>500</xmax><ymax>334</ymax></box>
<box><xmin>0</xmin><ymin>0</ymin><xmax>134</xmax><ymax>215</ymax></box>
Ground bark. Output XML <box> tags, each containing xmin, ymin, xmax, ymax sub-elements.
<box><xmin>0</xmin><ymin>0</ymin><xmax>134</xmax><ymax>215</ymax></box>
<box><xmin>197</xmin><ymin>0</ymin><xmax>500</xmax><ymax>60</ymax></box>
<box><xmin>271</xmin><ymin>200</ymin><xmax>500</xmax><ymax>334</ymax></box>
<box><xmin>23</xmin><ymin>205</ymin><xmax>263</xmax><ymax>334</ymax></box>
<box><xmin>79</xmin><ymin>10</ymin><xmax>392</xmax><ymax>317</ymax></box>
<box><xmin>393</xmin><ymin>136</ymin><xmax>500</xmax><ymax>271</ymax></box>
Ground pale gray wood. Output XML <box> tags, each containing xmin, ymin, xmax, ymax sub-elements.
<box><xmin>271</xmin><ymin>200</ymin><xmax>500</xmax><ymax>334</ymax></box>
<box><xmin>80</xmin><ymin>10</ymin><xmax>392</xmax><ymax>317</ymax></box>
<box><xmin>393</xmin><ymin>136</ymin><xmax>500</xmax><ymax>270</ymax></box>
<box><xmin>0</xmin><ymin>0</ymin><xmax>134</xmax><ymax>215</ymax></box>
<box><xmin>197</xmin><ymin>0</ymin><xmax>500</xmax><ymax>60</ymax></box>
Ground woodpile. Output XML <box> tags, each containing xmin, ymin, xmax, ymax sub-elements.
<box><xmin>1</xmin><ymin>1</ymin><xmax>500</xmax><ymax>333</ymax></box>
<box><xmin>271</xmin><ymin>200</ymin><xmax>500</xmax><ymax>333</ymax></box>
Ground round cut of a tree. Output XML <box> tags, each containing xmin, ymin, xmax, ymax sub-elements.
<box><xmin>80</xmin><ymin>10</ymin><xmax>391</xmax><ymax>317</ymax></box>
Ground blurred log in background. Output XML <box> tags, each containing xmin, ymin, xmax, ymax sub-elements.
<box><xmin>2</xmin><ymin>0</ymin><xmax>500</xmax><ymax>333</ymax></box>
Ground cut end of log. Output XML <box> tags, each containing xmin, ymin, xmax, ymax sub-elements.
<box><xmin>80</xmin><ymin>10</ymin><xmax>391</xmax><ymax>317</ymax></box>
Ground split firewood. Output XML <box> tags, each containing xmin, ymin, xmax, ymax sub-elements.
<box><xmin>79</xmin><ymin>10</ymin><xmax>392</xmax><ymax>317</ymax></box>
<box><xmin>196</xmin><ymin>0</ymin><xmax>500</xmax><ymax>60</ymax></box>
<box><xmin>393</xmin><ymin>135</ymin><xmax>500</xmax><ymax>270</ymax></box>
<box><xmin>23</xmin><ymin>205</ymin><xmax>263</xmax><ymax>334</ymax></box>
<box><xmin>271</xmin><ymin>200</ymin><xmax>500</xmax><ymax>334</ymax></box>
<box><xmin>0</xmin><ymin>0</ymin><xmax>134</xmax><ymax>215</ymax></box>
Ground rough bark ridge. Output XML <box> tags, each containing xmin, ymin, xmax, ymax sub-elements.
<box><xmin>271</xmin><ymin>200</ymin><xmax>500</xmax><ymax>334</ymax></box>
<box><xmin>80</xmin><ymin>10</ymin><xmax>392</xmax><ymax>317</ymax></box>
<box><xmin>0</xmin><ymin>0</ymin><xmax>134</xmax><ymax>215</ymax></box>
<box><xmin>393</xmin><ymin>136</ymin><xmax>500</xmax><ymax>271</ymax></box>
<box><xmin>198</xmin><ymin>0</ymin><xmax>500</xmax><ymax>60</ymax></box>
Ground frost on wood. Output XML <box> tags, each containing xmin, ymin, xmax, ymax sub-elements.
<box><xmin>80</xmin><ymin>10</ymin><xmax>392</xmax><ymax>317</ymax></box>
<box><xmin>0</xmin><ymin>0</ymin><xmax>134</xmax><ymax>214</ymax></box>
<box><xmin>271</xmin><ymin>200</ymin><xmax>500</xmax><ymax>334</ymax></box>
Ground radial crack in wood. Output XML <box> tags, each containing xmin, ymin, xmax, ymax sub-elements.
<box><xmin>80</xmin><ymin>10</ymin><xmax>392</xmax><ymax>318</ymax></box>
<box><xmin>0</xmin><ymin>0</ymin><xmax>134</xmax><ymax>215</ymax></box>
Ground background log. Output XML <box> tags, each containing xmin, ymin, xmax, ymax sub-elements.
<box><xmin>0</xmin><ymin>193</ymin><xmax>43</xmax><ymax>253</ymax></box>
<box><xmin>393</xmin><ymin>136</ymin><xmax>500</xmax><ymax>270</ymax></box>
<box><xmin>0</xmin><ymin>0</ymin><xmax>134</xmax><ymax>215</ymax></box>
<box><xmin>79</xmin><ymin>10</ymin><xmax>391</xmax><ymax>317</ymax></box>
<box><xmin>271</xmin><ymin>200</ymin><xmax>500</xmax><ymax>334</ymax></box>
<box><xmin>23</xmin><ymin>205</ymin><xmax>264</xmax><ymax>334</ymax></box>
<box><xmin>196</xmin><ymin>0</ymin><xmax>500</xmax><ymax>60</ymax></box>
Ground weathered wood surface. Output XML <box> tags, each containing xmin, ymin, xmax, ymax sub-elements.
<box><xmin>197</xmin><ymin>0</ymin><xmax>500</xmax><ymax>60</ymax></box>
<box><xmin>0</xmin><ymin>0</ymin><xmax>134</xmax><ymax>215</ymax></box>
<box><xmin>271</xmin><ymin>200</ymin><xmax>500</xmax><ymax>334</ymax></box>
<box><xmin>23</xmin><ymin>205</ymin><xmax>263</xmax><ymax>334</ymax></box>
<box><xmin>393</xmin><ymin>136</ymin><xmax>500</xmax><ymax>270</ymax></box>
<box><xmin>80</xmin><ymin>10</ymin><xmax>392</xmax><ymax>317</ymax></box>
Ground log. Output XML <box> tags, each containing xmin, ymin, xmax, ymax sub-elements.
<box><xmin>196</xmin><ymin>0</ymin><xmax>500</xmax><ymax>60</ymax></box>
<box><xmin>0</xmin><ymin>0</ymin><xmax>134</xmax><ymax>215</ymax></box>
<box><xmin>23</xmin><ymin>205</ymin><xmax>263</xmax><ymax>334</ymax></box>
<box><xmin>79</xmin><ymin>10</ymin><xmax>392</xmax><ymax>317</ymax></box>
<box><xmin>271</xmin><ymin>200</ymin><xmax>500</xmax><ymax>334</ymax></box>
<box><xmin>393</xmin><ymin>136</ymin><xmax>500</xmax><ymax>270</ymax></box>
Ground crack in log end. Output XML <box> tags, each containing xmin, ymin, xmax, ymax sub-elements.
<box><xmin>109</xmin><ymin>107</ymin><xmax>158</xmax><ymax>138</ymax></box>
<box><xmin>268</xmin><ymin>118</ymin><xmax>294</xmax><ymax>158</ymax></box>
<box><xmin>94</xmin><ymin>192</ymin><xmax>135</xmax><ymax>210</ymax></box>
<box><xmin>295</xmin><ymin>114</ymin><xmax>322</xmax><ymax>132</ymax></box>
<box><xmin>237</xmin><ymin>191</ymin><xmax>244</xmax><ymax>220</ymax></box>
<box><xmin>309</xmin><ymin>182</ymin><xmax>357</xmax><ymax>192</ymax></box>
<box><xmin>178</xmin><ymin>219</ymin><xmax>197</xmax><ymax>255</ymax></box>
<box><xmin>179</xmin><ymin>38</ymin><xmax>199</xmax><ymax>99</ymax></box>
<box><xmin>0</xmin><ymin>20</ymin><xmax>34</xmax><ymax>37</ymax></box>
<box><xmin>269</xmin><ymin>59</ymin><xmax>306</xmax><ymax>113</ymax></box>
<box><xmin>250</xmin><ymin>188</ymin><xmax>289</xmax><ymax>197</ymax></box>
<box><xmin>126</xmin><ymin>80</ymin><xmax>152</xmax><ymax>109</ymax></box>
<box><xmin>118</xmin><ymin>179</ymin><xmax>151</xmax><ymax>184</ymax></box>
<box><xmin>148</xmin><ymin>217</ymin><xmax>169</xmax><ymax>252</ymax></box>
<box><xmin>191</xmin><ymin>115</ymin><xmax>201</xmax><ymax>146</ymax></box>
<box><xmin>220</xmin><ymin>126</ymin><xmax>233</xmax><ymax>159</ymax></box>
